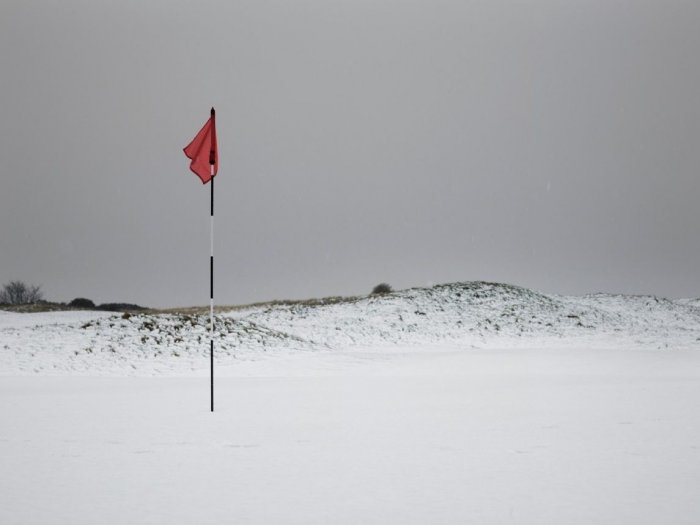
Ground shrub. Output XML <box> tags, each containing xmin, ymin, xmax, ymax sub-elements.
<box><xmin>371</xmin><ymin>283</ymin><xmax>393</xmax><ymax>295</ymax></box>
<box><xmin>0</xmin><ymin>281</ymin><xmax>44</xmax><ymax>305</ymax></box>
<box><xmin>69</xmin><ymin>297</ymin><xmax>95</xmax><ymax>309</ymax></box>
<box><xmin>97</xmin><ymin>302</ymin><xmax>145</xmax><ymax>312</ymax></box>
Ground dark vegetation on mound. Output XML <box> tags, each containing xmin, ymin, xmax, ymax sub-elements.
<box><xmin>371</xmin><ymin>283</ymin><xmax>393</xmax><ymax>295</ymax></box>
<box><xmin>68</xmin><ymin>298</ymin><xmax>96</xmax><ymax>308</ymax></box>
<box><xmin>0</xmin><ymin>300</ymin><xmax>146</xmax><ymax>313</ymax></box>
<box><xmin>96</xmin><ymin>303</ymin><xmax>146</xmax><ymax>312</ymax></box>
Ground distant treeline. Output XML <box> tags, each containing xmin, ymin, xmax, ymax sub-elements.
<box><xmin>68</xmin><ymin>298</ymin><xmax>145</xmax><ymax>311</ymax></box>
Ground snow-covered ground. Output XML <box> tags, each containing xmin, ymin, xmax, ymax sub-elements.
<box><xmin>2</xmin><ymin>282</ymin><xmax>699</xmax><ymax>375</ymax></box>
<box><xmin>1</xmin><ymin>282</ymin><xmax>699</xmax><ymax>523</ymax></box>
<box><xmin>2</xmin><ymin>347</ymin><xmax>700</xmax><ymax>524</ymax></box>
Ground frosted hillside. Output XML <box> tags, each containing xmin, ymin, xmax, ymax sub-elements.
<box><xmin>1</xmin><ymin>281</ymin><xmax>699</xmax><ymax>375</ymax></box>
<box><xmin>228</xmin><ymin>282</ymin><xmax>700</xmax><ymax>350</ymax></box>
<box><xmin>0</xmin><ymin>311</ymin><xmax>313</xmax><ymax>376</ymax></box>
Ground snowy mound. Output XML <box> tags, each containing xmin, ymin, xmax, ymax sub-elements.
<box><xmin>0</xmin><ymin>312</ymin><xmax>313</xmax><ymax>376</ymax></box>
<box><xmin>1</xmin><ymin>282</ymin><xmax>699</xmax><ymax>375</ymax></box>
<box><xmin>230</xmin><ymin>282</ymin><xmax>700</xmax><ymax>349</ymax></box>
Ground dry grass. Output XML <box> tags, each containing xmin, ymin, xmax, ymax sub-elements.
<box><xmin>150</xmin><ymin>294</ymin><xmax>364</xmax><ymax>316</ymax></box>
<box><xmin>1</xmin><ymin>293</ymin><xmax>369</xmax><ymax>315</ymax></box>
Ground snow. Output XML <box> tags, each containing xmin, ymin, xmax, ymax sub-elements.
<box><xmin>2</xmin><ymin>347</ymin><xmax>700</xmax><ymax>524</ymax></box>
<box><xmin>1</xmin><ymin>282</ymin><xmax>700</xmax><ymax>523</ymax></box>
<box><xmin>2</xmin><ymin>282</ymin><xmax>699</xmax><ymax>376</ymax></box>
<box><xmin>226</xmin><ymin>282</ymin><xmax>700</xmax><ymax>351</ymax></box>
<box><xmin>0</xmin><ymin>309</ymin><xmax>114</xmax><ymax>330</ymax></box>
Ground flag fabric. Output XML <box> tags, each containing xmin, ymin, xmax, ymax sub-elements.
<box><xmin>184</xmin><ymin>109</ymin><xmax>218</xmax><ymax>184</ymax></box>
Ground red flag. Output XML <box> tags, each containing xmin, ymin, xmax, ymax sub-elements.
<box><xmin>184</xmin><ymin>108</ymin><xmax>218</xmax><ymax>184</ymax></box>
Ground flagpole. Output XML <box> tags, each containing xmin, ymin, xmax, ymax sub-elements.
<box><xmin>183</xmin><ymin>107</ymin><xmax>217</xmax><ymax>412</ymax></box>
<box><xmin>209</xmin><ymin>109</ymin><xmax>215</xmax><ymax>413</ymax></box>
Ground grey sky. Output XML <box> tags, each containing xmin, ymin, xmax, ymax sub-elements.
<box><xmin>1</xmin><ymin>0</ymin><xmax>699</xmax><ymax>307</ymax></box>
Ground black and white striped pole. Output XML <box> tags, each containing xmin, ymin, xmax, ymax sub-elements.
<box><xmin>209</xmin><ymin>108</ymin><xmax>215</xmax><ymax>413</ymax></box>
<box><xmin>183</xmin><ymin>107</ymin><xmax>218</xmax><ymax>412</ymax></box>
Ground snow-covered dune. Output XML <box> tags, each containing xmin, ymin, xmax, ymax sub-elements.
<box><xmin>1</xmin><ymin>282</ymin><xmax>699</xmax><ymax>375</ymax></box>
<box><xmin>0</xmin><ymin>311</ymin><xmax>312</xmax><ymax>376</ymax></box>
<box><xmin>229</xmin><ymin>282</ymin><xmax>700</xmax><ymax>350</ymax></box>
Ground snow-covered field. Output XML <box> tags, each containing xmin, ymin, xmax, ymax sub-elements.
<box><xmin>1</xmin><ymin>282</ymin><xmax>699</xmax><ymax>523</ymax></box>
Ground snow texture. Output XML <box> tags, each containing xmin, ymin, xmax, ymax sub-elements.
<box><xmin>2</xmin><ymin>348</ymin><xmax>700</xmax><ymax>524</ymax></box>
<box><xmin>1</xmin><ymin>282</ymin><xmax>700</xmax><ymax>524</ymax></box>
<box><xmin>2</xmin><ymin>282</ymin><xmax>698</xmax><ymax>376</ymax></box>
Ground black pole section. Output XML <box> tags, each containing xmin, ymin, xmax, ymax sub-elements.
<box><xmin>210</xmin><ymin>173</ymin><xmax>214</xmax><ymax>413</ymax></box>
<box><xmin>210</xmin><ymin>106</ymin><xmax>215</xmax><ymax>413</ymax></box>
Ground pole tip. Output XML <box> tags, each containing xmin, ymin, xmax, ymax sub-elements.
<box><xmin>211</xmin><ymin>107</ymin><xmax>215</xmax><ymax>116</ymax></box>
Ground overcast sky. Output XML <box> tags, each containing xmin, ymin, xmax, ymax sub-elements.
<box><xmin>1</xmin><ymin>0</ymin><xmax>699</xmax><ymax>307</ymax></box>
